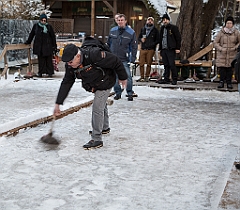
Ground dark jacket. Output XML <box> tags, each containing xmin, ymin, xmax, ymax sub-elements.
<box><xmin>56</xmin><ymin>47</ymin><xmax>128</xmax><ymax>105</ymax></box>
<box><xmin>231</xmin><ymin>45</ymin><xmax>240</xmax><ymax>82</ymax></box>
<box><xmin>107</xmin><ymin>25</ymin><xmax>138</xmax><ymax>63</ymax></box>
<box><xmin>110</xmin><ymin>21</ymin><xmax>118</xmax><ymax>29</ymax></box>
<box><xmin>25</xmin><ymin>22</ymin><xmax>57</xmax><ymax>56</ymax></box>
<box><xmin>138</xmin><ymin>26</ymin><xmax>160</xmax><ymax>50</ymax></box>
<box><xmin>159</xmin><ymin>23</ymin><xmax>181</xmax><ymax>51</ymax></box>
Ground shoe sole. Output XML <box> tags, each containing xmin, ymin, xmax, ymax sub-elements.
<box><xmin>125</xmin><ymin>94</ymin><xmax>138</xmax><ymax>97</ymax></box>
<box><xmin>89</xmin><ymin>130</ymin><xmax>110</xmax><ymax>135</ymax></box>
<box><xmin>84</xmin><ymin>144</ymin><xmax>103</xmax><ymax>150</ymax></box>
<box><xmin>102</xmin><ymin>130</ymin><xmax>110</xmax><ymax>134</ymax></box>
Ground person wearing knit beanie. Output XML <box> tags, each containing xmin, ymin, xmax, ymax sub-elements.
<box><xmin>157</xmin><ymin>13</ymin><xmax>181</xmax><ymax>85</ymax></box>
<box><xmin>214</xmin><ymin>15</ymin><xmax>240</xmax><ymax>89</ymax></box>
<box><xmin>162</xmin><ymin>13</ymin><xmax>170</xmax><ymax>21</ymax></box>
<box><xmin>137</xmin><ymin>16</ymin><xmax>159</xmax><ymax>82</ymax></box>
<box><xmin>39</xmin><ymin>13</ymin><xmax>48</xmax><ymax>21</ymax></box>
<box><xmin>25</xmin><ymin>12</ymin><xmax>57</xmax><ymax>78</ymax></box>
<box><xmin>225</xmin><ymin>16</ymin><xmax>234</xmax><ymax>26</ymax></box>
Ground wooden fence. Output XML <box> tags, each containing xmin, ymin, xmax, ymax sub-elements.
<box><xmin>0</xmin><ymin>44</ymin><xmax>33</xmax><ymax>79</ymax></box>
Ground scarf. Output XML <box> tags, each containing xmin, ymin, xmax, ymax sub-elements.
<box><xmin>145</xmin><ymin>24</ymin><xmax>154</xmax><ymax>37</ymax></box>
<box><xmin>224</xmin><ymin>27</ymin><xmax>235</xmax><ymax>34</ymax></box>
<box><xmin>38</xmin><ymin>22</ymin><xmax>48</xmax><ymax>33</ymax></box>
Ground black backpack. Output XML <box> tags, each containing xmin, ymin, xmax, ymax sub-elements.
<box><xmin>74</xmin><ymin>37</ymin><xmax>111</xmax><ymax>92</ymax></box>
<box><xmin>80</xmin><ymin>36</ymin><xmax>111</xmax><ymax>53</ymax></box>
<box><xmin>74</xmin><ymin>36</ymin><xmax>110</xmax><ymax>75</ymax></box>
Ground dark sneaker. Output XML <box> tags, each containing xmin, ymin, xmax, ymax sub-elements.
<box><xmin>128</xmin><ymin>95</ymin><xmax>133</xmax><ymax>101</ymax></box>
<box><xmin>136</xmin><ymin>77</ymin><xmax>144</xmax><ymax>82</ymax></box>
<box><xmin>102</xmin><ymin>128</ymin><xmax>110</xmax><ymax>134</ymax></box>
<box><xmin>83</xmin><ymin>140</ymin><xmax>103</xmax><ymax>150</ymax></box>
<box><xmin>114</xmin><ymin>94</ymin><xmax>121</xmax><ymax>100</ymax></box>
<box><xmin>89</xmin><ymin>128</ymin><xmax>110</xmax><ymax>135</ymax></box>
<box><xmin>218</xmin><ymin>82</ymin><xmax>224</xmax><ymax>88</ymax></box>
<box><xmin>227</xmin><ymin>84</ymin><xmax>233</xmax><ymax>89</ymax></box>
<box><xmin>36</xmin><ymin>73</ymin><xmax>42</xmax><ymax>78</ymax></box>
<box><xmin>126</xmin><ymin>92</ymin><xmax>138</xmax><ymax>97</ymax></box>
<box><xmin>236</xmin><ymin>163</ymin><xmax>240</xmax><ymax>170</ymax></box>
<box><xmin>171</xmin><ymin>80</ymin><xmax>177</xmax><ymax>85</ymax></box>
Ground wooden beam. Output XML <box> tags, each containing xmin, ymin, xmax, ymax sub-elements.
<box><xmin>187</xmin><ymin>42</ymin><xmax>213</xmax><ymax>61</ymax></box>
<box><xmin>1</xmin><ymin>64</ymin><xmax>8</xmax><ymax>78</ymax></box>
<box><xmin>103</xmin><ymin>0</ymin><xmax>114</xmax><ymax>12</ymax></box>
<box><xmin>5</xmin><ymin>44</ymin><xmax>31</xmax><ymax>51</ymax></box>
<box><xmin>0</xmin><ymin>92</ymin><xmax>115</xmax><ymax>137</ymax></box>
<box><xmin>0</xmin><ymin>44</ymin><xmax>31</xmax><ymax>62</ymax></box>
<box><xmin>175</xmin><ymin>60</ymin><xmax>212</xmax><ymax>67</ymax></box>
<box><xmin>0</xmin><ymin>44</ymin><xmax>32</xmax><ymax>75</ymax></box>
<box><xmin>0</xmin><ymin>46</ymin><xmax>7</xmax><ymax>61</ymax></box>
<box><xmin>0</xmin><ymin>100</ymin><xmax>93</xmax><ymax>137</ymax></box>
<box><xmin>49</xmin><ymin>1</ymin><xmax>56</xmax><ymax>7</ymax></box>
<box><xmin>113</xmin><ymin>0</ymin><xmax>117</xmax><ymax>14</ymax></box>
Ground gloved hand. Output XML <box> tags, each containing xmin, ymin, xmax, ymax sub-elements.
<box><xmin>53</xmin><ymin>47</ymin><xmax>58</xmax><ymax>55</ymax></box>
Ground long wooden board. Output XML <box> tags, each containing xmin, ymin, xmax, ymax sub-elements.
<box><xmin>187</xmin><ymin>43</ymin><xmax>213</xmax><ymax>61</ymax></box>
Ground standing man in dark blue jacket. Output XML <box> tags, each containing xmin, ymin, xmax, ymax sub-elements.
<box><xmin>107</xmin><ymin>14</ymin><xmax>138</xmax><ymax>101</ymax></box>
<box><xmin>137</xmin><ymin>16</ymin><xmax>160</xmax><ymax>82</ymax></box>
<box><xmin>157</xmin><ymin>13</ymin><xmax>181</xmax><ymax>85</ymax></box>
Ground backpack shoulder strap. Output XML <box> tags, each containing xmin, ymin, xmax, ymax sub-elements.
<box><xmin>81</xmin><ymin>46</ymin><xmax>106</xmax><ymax>66</ymax></box>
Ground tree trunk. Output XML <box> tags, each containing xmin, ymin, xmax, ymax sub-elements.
<box><xmin>176</xmin><ymin>0</ymin><xmax>223</xmax><ymax>59</ymax></box>
<box><xmin>176</xmin><ymin>0</ymin><xmax>203</xmax><ymax>59</ymax></box>
<box><xmin>201</xmin><ymin>0</ymin><xmax>223</xmax><ymax>48</ymax></box>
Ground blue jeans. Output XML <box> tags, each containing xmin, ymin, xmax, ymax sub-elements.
<box><xmin>114</xmin><ymin>61</ymin><xmax>133</xmax><ymax>96</ymax></box>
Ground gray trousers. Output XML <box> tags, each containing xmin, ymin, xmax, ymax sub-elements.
<box><xmin>91</xmin><ymin>88</ymin><xmax>111</xmax><ymax>141</ymax></box>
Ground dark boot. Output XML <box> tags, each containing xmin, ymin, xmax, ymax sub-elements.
<box><xmin>227</xmin><ymin>83</ymin><xmax>233</xmax><ymax>89</ymax></box>
<box><xmin>218</xmin><ymin>81</ymin><xmax>224</xmax><ymax>88</ymax></box>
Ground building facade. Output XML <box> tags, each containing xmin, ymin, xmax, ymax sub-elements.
<box><xmin>46</xmin><ymin>0</ymin><xmax>156</xmax><ymax>40</ymax></box>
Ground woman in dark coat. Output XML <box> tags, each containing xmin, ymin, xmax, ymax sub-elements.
<box><xmin>231</xmin><ymin>45</ymin><xmax>240</xmax><ymax>93</ymax></box>
<box><xmin>25</xmin><ymin>13</ymin><xmax>57</xmax><ymax>77</ymax></box>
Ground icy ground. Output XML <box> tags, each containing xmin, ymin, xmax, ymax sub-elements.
<box><xmin>0</xmin><ymin>73</ymin><xmax>240</xmax><ymax>210</ymax></box>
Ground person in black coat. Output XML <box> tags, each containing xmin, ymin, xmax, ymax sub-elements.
<box><xmin>231</xmin><ymin>45</ymin><xmax>240</xmax><ymax>93</ymax></box>
<box><xmin>157</xmin><ymin>13</ymin><xmax>181</xmax><ymax>85</ymax></box>
<box><xmin>53</xmin><ymin>41</ymin><xmax>127</xmax><ymax>149</ymax></box>
<box><xmin>25</xmin><ymin>13</ymin><xmax>57</xmax><ymax>77</ymax></box>
<box><xmin>137</xmin><ymin>16</ymin><xmax>160</xmax><ymax>82</ymax></box>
